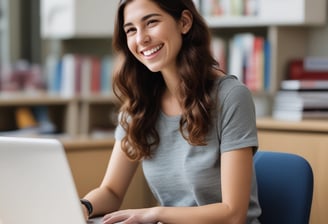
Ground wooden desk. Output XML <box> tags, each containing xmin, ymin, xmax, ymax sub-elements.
<box><xmin>257</xmin><ymin>118</ymin><xmax>328</xmax><ymax>224</ymax></box>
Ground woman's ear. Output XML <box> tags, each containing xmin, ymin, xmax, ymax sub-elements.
<box><xmin>180</xmin><ymin>10</ymin><xmax>193</xmax><ymax>34</ymax></box>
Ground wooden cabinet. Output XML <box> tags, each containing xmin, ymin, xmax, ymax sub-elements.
<box><xmin>257</xmin><ymin>118</ymin><xmax>328</xmax><ymax>224</ymax></box>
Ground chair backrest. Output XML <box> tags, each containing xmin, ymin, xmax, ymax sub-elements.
<box><xmin>254</xmin><ymin>151</ymin><xmax>313</xmax><ymax>224</ymax></box>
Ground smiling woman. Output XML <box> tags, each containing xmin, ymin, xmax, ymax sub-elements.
<box><xmin>123</xmin><ymin>2</ymin><xmax>191</xmax><ymax>74</ymax></box>
<box><xmin>81</xmin><ymin>1</ymin><xmax>261</xmax><ymax>224</ymax></box>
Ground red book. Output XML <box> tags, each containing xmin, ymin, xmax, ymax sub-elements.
<box><xmin>252</xmin><ymin>36</ymin><xmax>264</xmax><ymax>92</ymax></box>
<box><xmin>287</xmin><ymin>59</ymin><xmax>328</xmax><ymax>80</ymax></box>
<box><xmin>90</xmin><ymin>57</ymin><xmax>101</xmax><ymax>94</ymax></box>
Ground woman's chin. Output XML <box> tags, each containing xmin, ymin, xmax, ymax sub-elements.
<box><xmin>146</xmin><ymin>65</ymin><xmax>161</xmax><ymax>73</ymax></box>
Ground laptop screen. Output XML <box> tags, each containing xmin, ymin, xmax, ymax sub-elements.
<box><xmin>0</xmin><ymin>137</ymin><xmax>86</xmax><ymax>224</ymax></box>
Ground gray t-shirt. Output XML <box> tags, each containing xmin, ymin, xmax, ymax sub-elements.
<box><xmin>115</xmin><ymin>75</ymin><xmax>261</xmax><ymax>223</ymax></box>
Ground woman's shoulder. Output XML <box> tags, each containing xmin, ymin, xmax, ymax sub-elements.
<box><xmin>214</xmin><ymin>74</ymin><xmax>252</xmax><ymax>102</ymax></box>
<box><xmin>216</xmin><ymin>74</ymin><xmax>247</xmax><ymax>90</ymax></box>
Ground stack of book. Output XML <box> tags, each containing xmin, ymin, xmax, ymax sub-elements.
<box><xmin>273</xmin><ymin>57</ymin><xmax>328</xmax><ymax>121</ymax></box>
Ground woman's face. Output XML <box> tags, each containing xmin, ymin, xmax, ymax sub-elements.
<box><xmin>123</xmin><ymin>0</ymin><xmax>191</xmax><ymax>75</ymax></box>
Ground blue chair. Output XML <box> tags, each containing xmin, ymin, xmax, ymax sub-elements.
<box><xmin>254</xmin><ymin>151</ymin><xmax>314</xmax><ymax>224</ymax></box>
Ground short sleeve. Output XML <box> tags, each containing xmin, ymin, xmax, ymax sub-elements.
<box><xmin>218</xmin><ymin>82</ymin><xmax>258</xmax><ymax>153</ymax></box>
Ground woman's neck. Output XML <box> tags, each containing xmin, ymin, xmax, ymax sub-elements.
<box><xmin>161</xmin><ymin>69</ymin><xmax>182</xmax><ymax>116</ymax></box>
<box><xmin>161</xmin><ymin>88</ymin><xmax>182</xmax><ymax>116</ymax></box>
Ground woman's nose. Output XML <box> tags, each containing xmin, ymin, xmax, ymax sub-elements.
<box><xmin>136</xmin><ymin>31</ymin><xmax>151</xmax><ymax>45</ymax></box>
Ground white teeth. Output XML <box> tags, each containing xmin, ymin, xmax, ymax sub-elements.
<box><xmin>143</xmin><ymin>44</ymin><xmax>163</xmax><ymax>56</ymax></box>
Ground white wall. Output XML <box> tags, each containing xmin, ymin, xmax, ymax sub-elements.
<box><xmin>308</xmin><ymin>2</ymin><xmax>328</xmax><ymax>56</ymax></box>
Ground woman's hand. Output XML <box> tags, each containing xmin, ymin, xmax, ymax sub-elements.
<box><xmin>102</xmin><ymin>207</ymin><xmax>161</xmax><ymax>224</ymax></box>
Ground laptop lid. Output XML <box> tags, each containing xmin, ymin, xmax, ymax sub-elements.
<box><xmin>0</xmin><ymin>136</ymin><xmax>86</xmax><ymax>224</ymax></box>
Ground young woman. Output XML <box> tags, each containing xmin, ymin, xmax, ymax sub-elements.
<box><xmin>81</xmin><ymin>0</ymin><xmax>261</xmax><ymax>223</ymax></box>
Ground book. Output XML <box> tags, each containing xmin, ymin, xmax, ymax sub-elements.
<box><xmin>60</xmin><ymin>54</ymin><xmax>76</xmax><ymax>97</ymax></box>
<box><xmin>273</xmin><ymin>109</ymin><xmax>328</xmax><ymax>121</ymax></box>
<box><xmin>231</xmin><ymin>0</ymin><xmax>243</xmax><ymax>16</ymax></box>
<box><xmin>211</xmin><ymin>36</ymin><xmax>226</xmax><ymax>71</ymax></box>
<box><xmin>244</xmin><ymin>0</ymin><xmax>259</xmax><ymax>16</ymax></box>
<box><xmin>228</xmin><ymin>34</ymin><xmax>244</xmax><ymax>82</ymax></box>
<box><xmin>287</xmin><ymin>59</ymin><xmax>328</xmax><ymax>80</ymax></box>
<box><xmin>263</xmin><ymin>40</ymin><xmax>271</xmax><ymax>90</ymax></box>
<box><xmin>201</xmin><ymin>0</ymin><xmax>224</xmax><ymax>16</ymax></box>
<box><xmin>80</xmin><ymin>56</ymin><xmax>92</xmax><ymax>97</ymax></box>
<box><xmin>220</xmin><ymin>0</ymin><xmax>231</xmax><ymax>15</ymax></box>
<box><xmin>52</xmin><ymin>58</ymin><xmax>63</xmax><ymax>94</ymax></box>
<box><xmin>90</xmin><ymin>57</ymin><xmax>101</xmax><ymax>94</ymax></box>
<box><xmin>280</xmin><ymin>80</ymin><xmax>328</xmax><ymax>90</ymax></box>
<box><xmin>273</xmin><ymin>89</ymin><xmax>328</xmax><ymax>121</ymax></box>
<box><xmin>251</xmin><ymin>36</ymin><xmax>264</xmax><ymax>91</ymax></box>
<box><xmin>74</xmin><ymin>55</ymin><xmax>83</xmax><ymax>95</ymax></box>
<box><xmin>274</xmin><ymin>90</ymin><xmax>328</xmax><ymax>110</ymax></box>
<box><xmin>304</xmin><ymin>56</ymin><xmax>328</xmax><ymax>71</ymax></box>
<box><xmin>100</xmin><ymin>55</ymin><xmax>114</xmax><ymax>95</ymax></box>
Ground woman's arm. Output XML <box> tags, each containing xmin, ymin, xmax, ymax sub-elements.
<box><xmin>82</xmin><ymin>140</ymin><xmax>139</xmax><ymax>218</ymax></box>
<box><xmin>103</xmin><ymin>147</ymin><xmax>254</xmax><ymax>224</ymax></box>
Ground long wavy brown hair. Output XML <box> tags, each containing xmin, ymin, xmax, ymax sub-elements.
<box><xmin>112</xmin><ymin>0</ymin><xmax>221</xmax><ymax>161</ymax></box>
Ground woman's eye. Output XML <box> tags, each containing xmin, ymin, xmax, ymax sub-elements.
<box><xmin>125</xmin><ymin>27</ymin><xmax>136</xmax><ymax>35</ymax></box>
<box><xmin>147</xmin><ymin>20</ymin><xmax>158</xmax><ymax>26</ymax></box>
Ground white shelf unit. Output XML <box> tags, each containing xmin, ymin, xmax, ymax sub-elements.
<box><xmin>197</xmin><ymin>0</ymin><xmax>326</xmax><ymax>26</ymax></box>
<box><xmin>40</xmin><ymin>0</ymin><xmax>119</xmax><ymax>39</ymax></box>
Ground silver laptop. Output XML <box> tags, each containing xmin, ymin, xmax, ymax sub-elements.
<box><xmin>0</xmin><ymin>136</ymin><xmax>87</xmax><ymax>224</ymax></box>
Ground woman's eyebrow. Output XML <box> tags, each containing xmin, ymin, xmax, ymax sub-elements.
<box><xmin>123</xmin><ymin>13</ymin><xmax>161</xmax><ymax>28</ymax></box>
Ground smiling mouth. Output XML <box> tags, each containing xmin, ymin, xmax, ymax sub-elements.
<box><xmin>142</xmin><ymin>44</ymin><xmax>164</xmax><ymax>57</ymax></box>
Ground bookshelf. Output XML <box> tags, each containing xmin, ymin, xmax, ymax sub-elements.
<box><xmin>195</xmin><ymin>0</ymin><xmax>326</xmax><ymax>116</ymax></box>
<box><xmin>37</xmin><ymin>0</ymin><xmax>327</xmax><ymax>136</ymax></box>
<box><xmin>35</xmin><ymin>0</ymin><xmax>120</xmax><ymax>141</ymax></box>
